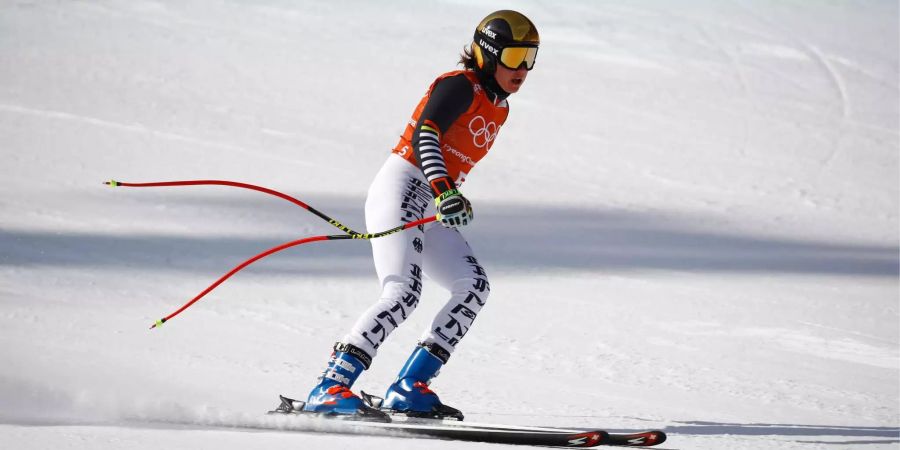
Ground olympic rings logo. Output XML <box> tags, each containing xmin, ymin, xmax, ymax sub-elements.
<box><xmin>468</xmin><ymin>115</ymin><xmax>498</xmax><ymax>149</ymax></box>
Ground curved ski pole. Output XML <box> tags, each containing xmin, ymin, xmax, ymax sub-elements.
<box><xmin>103</xmin><ymin>178</ymin><xmax>438</xmax><ymax>329</ymax></box>
<box><xmin>104</xmin><ymin>179</ymin><xmax>363</xmax><ymax>235</ymax></box>
<box><xmin>148</xmin><ymin>214</ymin><xmax>436</xmax><ymax>330</ymax></box>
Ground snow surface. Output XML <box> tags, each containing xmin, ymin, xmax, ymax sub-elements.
<box><xmin>1</xmin><ymin>1</ymin><xmax>898</xmax><ymax>449</ymax></box>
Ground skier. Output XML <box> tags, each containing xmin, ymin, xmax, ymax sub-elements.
<box><xmin>303</xmin><ymin>10</ymin><xmax>540</xmax><ymax>419</ymax></box>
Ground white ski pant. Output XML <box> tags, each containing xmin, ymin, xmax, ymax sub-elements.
<box><xmin>341</xmin><ymin>154</ymin><xmax>489</xmax><ymax>362</ymax></box>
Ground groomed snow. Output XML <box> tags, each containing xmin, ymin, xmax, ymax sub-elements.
<box><xmin>1</xmin><ymin>1</ymin><xmax>897</xmax><ymax>449</ymax></box>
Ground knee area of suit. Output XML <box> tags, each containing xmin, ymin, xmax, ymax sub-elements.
<box><xmin>450</xmin><ymin>277</ymin><xmax>490</xmax><ymax>305</ymax></box>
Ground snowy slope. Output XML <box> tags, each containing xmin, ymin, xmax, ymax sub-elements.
<box><xmin>1</xmin><ymin>1</ymin><xmax>898</xmax><ymax>449</ymax></box>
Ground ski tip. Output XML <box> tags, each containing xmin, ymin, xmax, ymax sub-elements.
<box><xmin>569</xmin><ymin>431</ymin><xmax>609</xmax><ymax>447</ymax></box>
<box><xmin>657</xmin><ymin>431</ymin><xmax>667</xmax><ymax>445</ymax></box>
<box><xmin>607</xmin><ymin>430</ymin><xmax>667</xmax><ymax>447</ymax></box>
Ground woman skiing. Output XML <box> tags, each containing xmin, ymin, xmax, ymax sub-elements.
<box><xmin>303</xmin><ymin>10</ymin><xmax>540</xmax><ymax>420</ymax></box>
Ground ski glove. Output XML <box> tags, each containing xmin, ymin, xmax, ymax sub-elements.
<box><xmin>435</xmin><ymin>189</ymin><xmax>473</xmax><ymax>228</ymax></box>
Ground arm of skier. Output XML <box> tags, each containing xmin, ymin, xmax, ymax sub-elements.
<box><xmin>412</xmin><ymin>74</ymin><xmax>475</xmax><ymax>227</ymax></box>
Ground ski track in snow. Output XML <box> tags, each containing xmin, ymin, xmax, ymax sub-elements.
<box><xmin>728</xmin><ymin>2</ymin><xmax>855</xmax><ymax>174</ymax></box>
<box><xmin>0</xmin><ymin>102</ymin><xmax>317</xmax><ymax>169</ymax></box>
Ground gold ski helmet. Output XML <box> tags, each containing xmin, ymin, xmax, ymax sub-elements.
<box><xmin>472</xmin><ymin>10</ymin><xmax>540</xmax><ymax>75</ymax></box>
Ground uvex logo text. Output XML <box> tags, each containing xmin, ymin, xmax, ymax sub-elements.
<box><xmin>479</xmin><ymin>39</ymin><xmax>499</xmax><ymax>56</ymax></box>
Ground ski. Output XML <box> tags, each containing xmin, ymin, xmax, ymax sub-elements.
<box><xmin>604</xmin><ymin>431</ymin><xmax>667</xmax><ymax>447</ymax></box>
<box><xmin>385</xmin><ymin>418</ymin><xmax>667</xmax><ymax>447</ymax></box>
<box><xmin>269</xmin><ymin>395</ymin><xmax>667</xmax><ymax>447</ymax></box>
<box><xmin>360</xmin><ymin>391</ymin><xmax>666</xmax><ymax>446</ymax></box>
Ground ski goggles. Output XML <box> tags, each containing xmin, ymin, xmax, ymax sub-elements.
<box><xmin>498</xmin><ymin>46</ymin><xmax>539</xmax><ymax>71</ymax></box>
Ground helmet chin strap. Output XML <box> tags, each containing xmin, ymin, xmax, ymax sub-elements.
<box><xmin>474</xmin><ymin>69</ymin><xmax>510</xmax><ymax>102</ymax></box>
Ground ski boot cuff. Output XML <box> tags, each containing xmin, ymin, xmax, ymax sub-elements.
<box><xmin>418</xmin><ymin>341</ymin><xmax>451</xmax><ymax>364</ymax></box>
<box><xmin>334</xmin><ymin>341</ymin><xmax>374</xmax><ymax>369</ymax></box>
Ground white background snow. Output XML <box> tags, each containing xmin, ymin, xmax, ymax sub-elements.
<box><xmin>1</xmin><ymin>1</ymin><xmax>898</xmax><ymax>449</ymax></box>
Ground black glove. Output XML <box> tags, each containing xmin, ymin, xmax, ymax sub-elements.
<box><xmin>435</xmin><ymin>189</ymin><xmax>473</xmax><ymax>228</ymax></box>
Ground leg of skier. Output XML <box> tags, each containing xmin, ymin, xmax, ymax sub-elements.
<box><xmin>382</xmin><ymin>223</ymin><xmax>489</xmax><ymax>419</ymax></box>
<box><xmin>304</xmin><ymin>155</ymin><xmax>431</xmax><ymax>416</ymax></box>
<box><xmin>345</xmin><ymin>155</ymin><xmax>432</xmax><ymax>359</ymax></box>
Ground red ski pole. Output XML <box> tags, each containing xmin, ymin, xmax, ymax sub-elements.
<box><xmin>104</xmin><ymin>179</ymin><xmax>437</xmax><ymax>329</ymax></box>
<box><xmin>105</xmin><ymin>179</ymin><xmax>365</xmax><ymax>235</ymax></box>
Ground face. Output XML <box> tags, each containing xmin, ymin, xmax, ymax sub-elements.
<box><xmin>494</xmin><ymin>64</ymin><xmax>529</xmax><ymax>94</ymax></box>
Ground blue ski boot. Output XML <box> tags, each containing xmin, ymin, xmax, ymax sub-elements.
<box><xmin>382</xmin><ymin>344</ymin><xmax>464</xmax><ymax>420</ymax></box>
<box><xmin>303</xmin><ymin>343</ymin><xmax>389</xmax><ymax>422</ymax></box>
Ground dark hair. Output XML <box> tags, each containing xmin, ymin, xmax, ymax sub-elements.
<box><xmin>458</xmin><ymin>44</ymin><xmax>477</xmax><ymax>70</ymax></box>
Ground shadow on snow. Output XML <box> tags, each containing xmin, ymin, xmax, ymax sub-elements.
<box><xmin>1</xmin><ymin>194</ymin><xmax>897</xmax><ymax>278</ymax></box>
<box><xmin>665</xmin><ymin>420</ymin><xmax>900</xmax><ymax>445</ymax></box>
